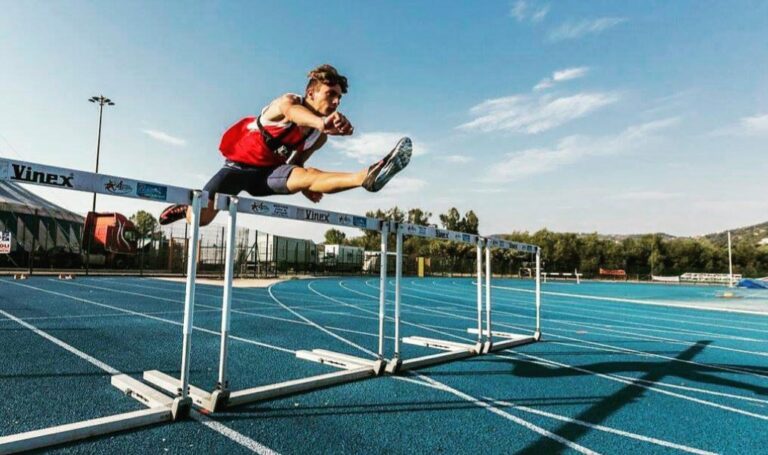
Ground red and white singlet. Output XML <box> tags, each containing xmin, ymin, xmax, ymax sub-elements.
<box><xmin>218</xmin><ymin>96</ymin><xmax>322</xmax><ymax>167</ymax></box>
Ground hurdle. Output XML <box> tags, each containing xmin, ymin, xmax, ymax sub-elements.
<box><xmin>386</xmin><ymin>224</ymin><xmax>484</xmax><ymax>373</ymax></box>
<box><xmin>386</xmin><ymin>226</ymin><xmax>541</xmax><ymax>373</ymax></box>
<box><xmin>467</xmin><ymin>237</ymin><xmax>542</xmax><ymax>353</ymax></box>
<box><xmin>143</xmin><ymin>194</ymin><xmax>390</xmax><ymax>412</ymax></box>
<box><xmin>0</xmin><ymin>158</ymin><xmax>205</xmax><ymax>453</ymax></box>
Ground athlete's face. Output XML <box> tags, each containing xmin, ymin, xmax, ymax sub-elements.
<box><xmin>308</xmin><ymin>83</ymin><xmax>343</xmax><ymax>115</ymax></box>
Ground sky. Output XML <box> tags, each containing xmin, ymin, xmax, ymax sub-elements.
<box><xmin>1</xmin><ymin>0</ymin><xmax>767</xmax><ymax>242</ymax></box>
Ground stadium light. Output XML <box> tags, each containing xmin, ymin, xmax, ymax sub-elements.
<box><xmin>85</xmin><ymin>95</ymin><xmax>115</xmax><ymax>274</ymax></box>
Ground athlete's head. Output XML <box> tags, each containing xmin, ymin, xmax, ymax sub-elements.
<box><xmin>305</xmin><ymin>64</ymin><xmax>348</xmax><ymax>115</ymax></box>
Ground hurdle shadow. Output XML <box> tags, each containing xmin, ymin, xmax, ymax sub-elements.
<box><xmin>213</xmin><ymin>396</ymin><xmax>606</xmax><ymax>420</ymax></box>
<box><xmin>504</xmin><ymin>340</ymin><xmax>768</xmax><ymax>454</ymax></box>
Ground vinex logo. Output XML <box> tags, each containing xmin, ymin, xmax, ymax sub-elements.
<box><xmin>11</xmin><ymin>164</ymin><xmax>74</xmax><ymax>188</ymax></box>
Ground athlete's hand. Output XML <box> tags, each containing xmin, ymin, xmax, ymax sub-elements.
<box><xmin>322</xmin><ymin>112</ymin><xmax>354</xmax><ymax>136</ymax></box>
<box><xmin>302</xmin><ymin>189</ymin><xmax>323</xmax><ymax>203</ymax></box>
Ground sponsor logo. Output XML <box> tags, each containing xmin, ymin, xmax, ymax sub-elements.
<box><xmin>338</xmin><ymin>215</ymin><xmax>353</xmax><ymax>225</ymax></box>
<box><xmin>436</xmin><ymin>229</ymin><xmax>449</xmax><ymax>239</ymax></box>
<box><xmin>136</xmin><ymin>182</ymin><xmax>167</xmax><ymax>201</ymax></box>
<box><xmin>103</xmin><ymin>179</ymin><xmax>133</xmax><ymax>195</ymax></box>
<box><xmin>405</xmin><ymin>224</ymin><xmax>419</xmax><ymax>234</ymax></box>
<box><xmin>304</xmin><ymin>209</ymin><xmax>330</xmax><ymax>223</ymax></box>
<box><xmin>462</xmin><ymin>234</ymin><xmax>470</xmax><ymax>242</ymax></box>
<box><xmin>251</xmin><ymin>202</ymin><xmax>271</xmax><ymax>214</ymax></box>
<box><xmin>11</xmin><ymin>164</ymin><xmax>73</xmax><ymax>188</ymax></box>
<box><xmin>0</xmin><ymin>231</ymin><xmax>11</xmax><ymax>254</ymax></box>
<box><xmin>271</xmin><ymin>204</ymin><xmax>290</xmax><ymax>218</ymax></box>
<box><xmin>418</xmin><ymin>226</ymin><xmax>427</xmax><ymax>235</ymax></box>
<box><xmin>352</xmin><ymin>216</ymin><xmax>367</xmax><ymax>228</ymax></box>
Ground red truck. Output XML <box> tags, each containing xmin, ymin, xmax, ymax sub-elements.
<box><xmin>83</xmin><ymin>212</ymin><xmax>138</xmax><ymax>268</ymax></box>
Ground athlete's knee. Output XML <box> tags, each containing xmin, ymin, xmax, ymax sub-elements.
<box><xmin>288</xmin><ymin>166</ymin><xmax>321</xmax><ymax>191</ymax></box>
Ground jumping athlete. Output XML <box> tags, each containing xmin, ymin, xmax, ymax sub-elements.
<box><xmin>159</xmin><ymin>64</ymin><xmax>412</xmax><ymax>226</ymax></box>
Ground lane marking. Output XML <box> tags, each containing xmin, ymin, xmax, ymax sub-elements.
<box><xmin>0</xmin><ymin>306</ymin><xmax>278</xmax><ymax>454</ymax></box>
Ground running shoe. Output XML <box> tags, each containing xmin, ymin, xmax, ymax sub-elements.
<box><xmin>362</xmin><ymin>137</ymin><xmax>412</xmax><ymax>192</ymax></box>
<box><xmin>159</xmin><ymin>204</ymin><xmax>188</xmax><ymax>225</ymax></box>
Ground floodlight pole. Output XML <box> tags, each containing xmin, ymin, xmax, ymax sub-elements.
<box><xmin>84</xmin><ymin>95</ymin><xmax>115</xmax><ymax>275</ymax></box>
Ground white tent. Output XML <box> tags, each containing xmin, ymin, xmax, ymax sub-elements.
<box><xmin>0</xmin><ymin>181</ymin><xmax>84</xmax><ymax>255</ymax></box>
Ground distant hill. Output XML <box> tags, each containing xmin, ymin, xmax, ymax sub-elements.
<box><xmin>700</xmin><ymin>221</ymin><xmax>768</xmax><ymax>246</ymax></box>
<box><xmin>495</xmin><ymin>221</ymin><xmax>768</xmax><ymax>246</ymax></box>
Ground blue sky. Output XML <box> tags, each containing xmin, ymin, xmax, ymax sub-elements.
<box><xmin>1</xmin><ymin>1</ymin><xmax>767</xmax><ymax>241</ymax></box>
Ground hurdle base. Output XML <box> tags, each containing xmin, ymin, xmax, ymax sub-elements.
<box><xmin>0</xmin><ymin>407</ymin><xmax>172</xmax><ymax>454</ymax></box>
<box><xmin>142</xmin><ymin>370</ymin><xmax>218</xmax><ymax>413</ymax></box>
<box><xmin>395</xmin><ymin>349</ymin><xmax>478</xmax><ymax>373</ymax></box>
<box><xmin>402</xmin><ymin>336</ymin><xmax>480</xmax><ymax>352</ymax></box>
<box><xmin>488</xmin><ymin>335</ymin><xmax>538</xmax><ymax>353</ymax></box>
<box><xmin>296</xmin><ymin>349</ymin><xmax>377</xmax><ymax>369</ymax></box>
<box><xmin>384</xmin><ymin>357</ymin><xmax>402</xmax><ymax>374</ymax></box>
<box><xmin>227</xmin><ymin>367</ymin><xmax>376</xmax><ymax>408</ymax></box>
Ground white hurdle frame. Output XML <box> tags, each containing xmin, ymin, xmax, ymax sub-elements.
<box><xmin>144</xmin><ymin>194</ymin><xmax>389</xmax><ymax>412</ymax></box>
<box><xmin>387</xmin><ymin>224</ymin><xmax>486</xmax><ymax>372</ymax></box>
<box><xmin>469</xmin><ymin>240</ymin><xmax>542</xmax><ymax>351</ymax></box>
<box><xmin>0</xmin><ymin>158</ymin><xmax>205</xmax><ymax>453</ymax></box>
<box><xmin>386</xmin><ymin>225</ymin><xmax>542</xmax><ymax>373</ymax></box>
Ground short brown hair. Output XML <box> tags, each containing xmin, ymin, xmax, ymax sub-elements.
<box><xmin>306</xmin><ymin>64</ymin><xmax>348</xmax><ymax>95</ymax></box>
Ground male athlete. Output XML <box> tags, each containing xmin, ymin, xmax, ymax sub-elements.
<box><xmin>159</xmin><ymin>64</ymin><xmax>411</xmax><ymax>226</ymax></box>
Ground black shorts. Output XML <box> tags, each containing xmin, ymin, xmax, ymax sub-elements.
<box><xmin>203</xmin><ymin>161</ymin><xmax>296</xmax><ymax>199</ymax></box>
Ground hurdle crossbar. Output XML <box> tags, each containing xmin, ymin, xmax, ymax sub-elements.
<box><xmin>144</xmin><ymin>194</ymin><xmax>389</xmax><ymax>412</ymax></box>
<box><xmin>387</xmin><ymin>225</ymin><xmax>541</xmax><ymax>373</ymax></box>
<box><xmin>0</xmin><ymin>158</ymin><xmax>206</xmax><ymax>453</ymax></box>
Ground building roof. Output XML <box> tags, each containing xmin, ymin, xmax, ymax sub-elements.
<box><xmin>0</xmin><ymin>180</ymin><xmax>84</xmax><ymax>224</ymax></box>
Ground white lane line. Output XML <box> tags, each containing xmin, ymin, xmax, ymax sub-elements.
<box><xmin>266</xmin><ymin>283</ymin><xmax>375</xmax><ymax>357</ymax></box>
<box><xmin>486</xmin><ymin>398</ymin><xmax>716</xmax><ymax>455</ymax></box>
<box><xmin>7</xmin><ymin>279</ymin><xmax>296</xmax><ymax>354</ymax></box>
<box><xmin>296</xmin><ymin>280</ymin><xmax>600</xmax><ymax>453</ymax></box>
<box><xmin>387</xmin><ymin>281</ymin><xmax>768</xmax><ymax>376</ymax></box>
<box><xmin>490</xmin><ymin>282</ymin><xmax>768</xmax><ymax>316</ymax></box>
<box><xmin>421</xmin><ymin>283</ymin><xmax>768</xmax><ymax>356</ymax></box>
<box><xmin>414</xmin><ymin>280</ymin><xmax>768</xmax><ymax>343</ymax></box>
<box><xmin>501</xmin><ymin>351</ymin><xmax>768</xmax><ymax>421</ymax></box>
<box><xmin>192</xmin><ymin>413</ymin><xmax>280</xmax><ymax>455</ymax></box>
<box><xmin>392</xmin><ymin>373</ymin><xmax>715</xmax><ymax>455</ymax></box>
<box><xmin>431</xmin><ymin>279</ymin><xmax>768</xmax><ymax>335</ymax></box>
<box><xmin>0</xmin><ymin>306</ymin><xmax>278</xmax><ymax>454</ymax></box>
<box><xmin>394</xmin><ymin>375</ymin><xmax>599</xmax><ymax>455</ymax></box>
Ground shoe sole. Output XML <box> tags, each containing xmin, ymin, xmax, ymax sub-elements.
<box><xmin>370</xmin><ymin>137</ymin><xmax>412</xmax><ymax>192</ymax></box>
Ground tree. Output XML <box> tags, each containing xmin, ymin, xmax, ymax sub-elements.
<box><xmin>130</xmin><ymin>210</ymin><xmax>158</xmax><ymax>237</ymax></box>
<box><xmin>324</xmin><ymin>229</ymin><xmax>347</xmax><ymax>245</ymax></box>
<box><xmin>407</xmin><ymin>208</ymin><xmax>432</xmax><ymax>226</ymax></box>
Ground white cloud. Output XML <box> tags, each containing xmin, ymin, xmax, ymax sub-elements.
<box><xmin>142</xmin><ymin>129</ymin><xmax>186</xmax><ymax>146</ymax></box>
<box><xmin>611</xmin><ymin>191</ymin><xmax>684</xmax><ymax>201</ymax></box>
<box><xmin>534</xmin><ymin>66</ymin><xmax>589</xmax><ymax>91</ymax></box>
<box><xmin>445</xmin><ymin>155</ymin><xmax>473</xmax><ymax>163</ymax></box>
<box><xmin>376</xmin><ymin>176</ymin><xmax>427</xmax><ymax>195</ymax></box>
<box><xmin>548</xmin><ymin>17</ymin><xmax>627</xmax><ymax>41</ymax></box>
<box><xmin>484</xmin><ymin>117</ymin><xmax>678</xmax><ymax>182</ymax></box>
<box><xmin>510</xmin><ymin>1</ymin><xmax>550</xmax><ymax>23</ymax></box>
<box><xmin>739</xmin><ymin>114</ymin><xmax>768</xmax><ymax>135</ymax></box>
<box><xmin>712</xmin><ymin>113</ymin><xmax>768</xmax><ymax>137</ymax></box>
<box><xmin>458</xmin><ymin>91</ymin><xmax>619</xmax><ymax>134</ymax></box>
<box><xmin>329</xmin><ymin>132</ymin><xmax>426</xmax><ymax>164</ymax></box>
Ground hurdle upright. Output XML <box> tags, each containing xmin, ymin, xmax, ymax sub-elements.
<box><xmin>0</xmin><ymin>158</ymin><xmax>205</xmax><ymax>453</ymax></box>
<box><xmin>144</xmin><ymin>194</ymin><xmax>391</xmax><ymax>412</ymax></box>
<box><xmin>386</xmin><ymin>223</ymin><xmax>487</xmax><ymax>373</ymax></box>
<box><xmin>470</xmin><ymin>238</ymin><xmax>542</xmax><ymax>352</ymax></box>
<box><xmin>387</xmin><ymin>225</ymin><xmax>542</xmax><ymax>374</ymax></box>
